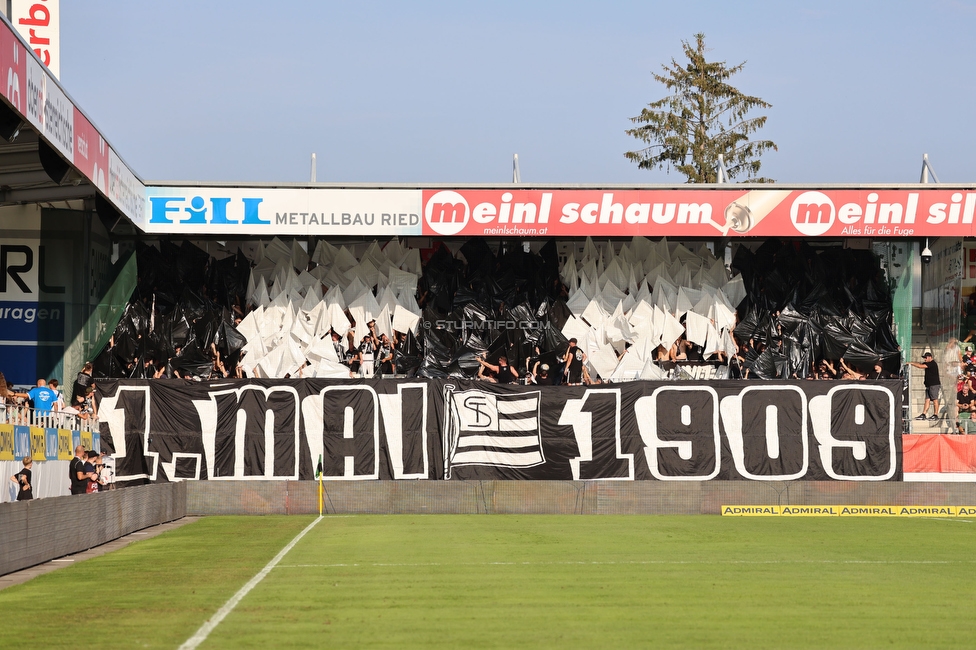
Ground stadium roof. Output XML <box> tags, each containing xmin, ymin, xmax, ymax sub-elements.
<box><xmin>0</xmin><ymin>14</ymin><xmax>143</xmax><ymax>233</ymax></box>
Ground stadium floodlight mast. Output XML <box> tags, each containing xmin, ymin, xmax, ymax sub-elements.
<box><xmin>310</xmin><ymin>153</ymin><xmax>317</xmax><ymax>183</ymax></box>
<box><xmin>715</xmin><ymin>154</ymin><xmax>730</xmax><ymax>184</ymax></box>
<box><xmin>919</xmin><ymin>153</ymin><xmax>940</xmax><ymax>184</ymax></box>
<box><xmin>513</xmin><ymin>154</ymin><xmax>521</xmax><ymax>183</ymax></box>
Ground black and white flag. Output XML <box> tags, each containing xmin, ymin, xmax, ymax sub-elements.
<box><xmin>447</xmin><ymin>389</ymin><xmax>545</xmax><ymax>471</ymax></box>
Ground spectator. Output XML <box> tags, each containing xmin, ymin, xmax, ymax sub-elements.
<box><xmin>964</xmin><ymin>294</ymin><xmax>976</xmax><ymax>342</ymax></box>
<box><xmin>98</xmin><ymin>452</ymin><xmax>116</xmax><ymax>491</ymax></box>
<box><xmin>208</xmin><ymin>345</ymin><xmax>227</xmax><ymax>379</ymax></box>
<box><xmin>476</xmin><ymin>355</ymin><xmax>498</xmax><ymax>382</ymax></box>
<box><xmin>69</xmin><ymin>446</ymin><xmax>90</xmax><ymax>495</ymax></box>
<box><xmin>0</xmin><ymin>372</ymin><xmax>28</xmax><ymax>423</ymax></box>
<box><xmin>49</xmin><ymin>379</ymin><xmax>66</xmax><ymax>410</ymax></box>
<box><xmin>84</xmin><ymin>451</ymin><xmax>100</xmax><ymax>494</ymax></box>
<box><xmin>146</xmin><ymin>357</ymin><xmax>166</xmax><ymax>379</ymax></box>
<box><xmin>530</xmin><ymin>362</ymin><xmax>559</xmax><ymax>386</ymax></box>
<box><xmin>72</xmin><ymin>362</ymin><xmax>94</xmax><ymax>405</ymax></box>
<box><xmin>838</xmin><ymin>358</ymin><xmax>866</xmax><ymax>380</ymax></box>
<box><xmin>967</xmin><ymin>370</ymin><xmax>976</xmax><ymax>394</ymax></box>
<box><xmin>331</xmin><ymin>330</ymin><xmax>346</xmax><ymax>363</ymax></box>
<box><xmin>582</xmin><ymin>365</ymin><xmax>599</xmax><ymax>385</ymax></box>
<box><xmin>358</xmin><ymin>336</ymin><xmax>375</xmax><ymax>378</ymax></box>
<box><xmin>865</xmin><ymin>362</ymin><xmax>885</xmax><ymax>380</ymax></box>
<box><xmin>9</xmin><ymin>456</ymin><xmax>33</xmax><ymax>501</ymax></box>
<box><xmin>958</xmin><ymin>384</ymin><xmax>976</xmax><ymax>434</ymax></box>
<box><xmin>377</xmin><ymin>334</ymin><xmax>395</xmax><ymax>375</ymax></box>
<box><xmin>563</xmin><ymin>339</ymin><xmax>587</xmax><ymax>386</ymax></box>
<box><xmin>477</xmin><ymin>354</ymin><xmax>518</xmax><ymax>384</ymax></box>
<box><xmin>27</xmin><ymin>379</ymin><xmax>59</xmax><ymax>421</ymax></box>
<box><xmin>909</xmin><ymin>352</ymin><xmax>941</xmax><ymax>421</ymax></box>
<box><xmin>75</xmin><ymin>386</ymin><xmax>98</xmax><ymax>421</ymax></box>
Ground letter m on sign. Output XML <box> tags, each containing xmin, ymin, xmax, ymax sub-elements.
<box><xmin>795</xmin><ymin>202</ymin><xmax>830</xmax><ymax>224</ymax></box>
<box><xmin>430</xmin><ymin>203</ymin><xmax>466</xmax><ymax>223</ymax></box>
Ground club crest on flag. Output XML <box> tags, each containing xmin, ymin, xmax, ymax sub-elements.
<box><xmin>446</xmin><ymin>389</ymin><xmax>545</xmax><ymax>472</ymax></box>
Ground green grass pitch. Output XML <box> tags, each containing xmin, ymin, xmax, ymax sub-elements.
<box><xmin>1</xmin><ymin>515</ymin><xmax>974</xmax><ymax>648</ymax></box>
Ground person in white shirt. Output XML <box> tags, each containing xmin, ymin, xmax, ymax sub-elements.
<box><xmin>48</xmin><ymin>379</ymin><xmax>66</xmax><ymax>410</ymax></box>
<box><xmin>98</xmin><ymin>452</ymin><xmax>116</xmax><ymax>490</ymax></box>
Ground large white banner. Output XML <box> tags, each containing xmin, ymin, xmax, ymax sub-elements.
<box><xmin>143</xmin><ymin>187</ymin><xmax>423</xmax><ymax>236</ymax></box>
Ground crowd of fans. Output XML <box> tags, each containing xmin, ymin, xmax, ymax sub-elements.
<box><xmin>102</xmin><ymin>307</ymin><xmax>900</xmax><ymax>385</ymax></box>
<box><xmin>3</xmin><ymin>242</ymin><xmax>909</xmax><ymax>408</ymax></box>
<box><xmin>0</xmin><ymin>367</ymin><xmax>98</xmax><ymax>427</ymax></box>
<box><xmin>8</xmin><ymin>444</ymin><xmax>115</xmax><ymax>502</ymax></box>
<box><xmin>67</xmin><ymin>445</ymin><xmax>115</xmax><ymax>495</ymax></box>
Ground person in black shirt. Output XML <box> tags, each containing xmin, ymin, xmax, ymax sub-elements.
<box><xmin>84</xmin><ymin>451</ymin><xmax>100</xmax><ymax>493</ymax></box>
<box><xmin>476</xmin><ymin>354</ymin><xmax>518</xmax><ymax>383</ymax></box>
<box><xmin>563</xmin><ymin>338</ymin><xmax>587</xmax><ymax>386</ymax></box>
<box><xmin>10</xmin><ymin>457</ymin><xmax>32</xmax><ymax>500</ymax></box>
<box><xmin>496</xmin><ymin>356</ymin><xmax>517</xmax><ymax>384</ymax></box>
<box><xmin>959</xmin><ymin>383</ymin><xmax>976</xmax><ymax>434</ymax></box>
<box><xmin>72</xmin><ymin>362</ymin><xmax>94</xmax><ymax>406</ymax></box>
<box><xmin>867</xmin><ymin>362</ymin><xmax>884</xmax><ymax>380</ymax></box>
<box><xmin>909</xmin><ymin>352</ymin><xmax>942</xmax><ymax>420</ymax></box>
<box><xmin>377</xmin><ymin>334</ymin><xmax>395</xmax><ymax>375</ymax></box>
<box><xmin>958</xmin><ymin>383</ymin><xmax>975</xmax><ymax>411</ymax></box>
<box><xmin>69</xmin><ymin>445</ymin><xmax>91</xmax><ymax>495</ymax></box>
<box><xmin>530</xmin><ymin>362</ymin><xmax>560</xmax><ymax>386</ymax></box>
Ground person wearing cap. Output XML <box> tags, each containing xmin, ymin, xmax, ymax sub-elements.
<box><xmin>909</xmin><ymin>352</ymin><xmax>941</xmax><ymax>421</ymax></box>
<box><xmin>530</xmin><ymin>360</ymin><xmax>558</xmax><ymax>386</ymax></box>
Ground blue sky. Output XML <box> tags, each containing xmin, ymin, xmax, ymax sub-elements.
<box><xmin>59</xmin><ymin>1</ymin><xmax>976</xmax><ymax>185</ymax></box>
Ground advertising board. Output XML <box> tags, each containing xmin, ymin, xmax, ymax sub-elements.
<box><xmin>10</xmin><ymin>0</ymin><xmax>58</xmax><ymax>78</ymax></box>
<box><xmin>421</xmin><ymin>188</ymin><xmax>976</xmax><ymax>238</ymax></box>
<box><xmin>144</xmin><ymin>187</ymin><xmax>423</xmax><ymax>236</ymax></box>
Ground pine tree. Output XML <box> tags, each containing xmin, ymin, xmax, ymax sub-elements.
<box><xmin>625</xmin><ymin>33</ymin><xmax>777</xmax><ymax>183</ymax></box>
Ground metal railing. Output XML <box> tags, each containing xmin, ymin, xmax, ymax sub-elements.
<box><xmin>0</xmin><ymin>404</ymin><xmax>99</xmax><ymax>433</ymax></box>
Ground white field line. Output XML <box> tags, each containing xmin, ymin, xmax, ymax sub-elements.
<box><xmin>276</xmin><ymin>558</ymin><xmax>976</xmax><ymax>569</ymax></box>
<box><xmin>179</xmin><ymin>516</ymin><xmax>323</xmax><ymax>650</ymax></box>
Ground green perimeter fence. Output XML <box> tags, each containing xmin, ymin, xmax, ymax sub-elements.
<box><xmin>0</xmin><ymin>482</ymin><xmax>185</xmax><ymax>576</ymax></box>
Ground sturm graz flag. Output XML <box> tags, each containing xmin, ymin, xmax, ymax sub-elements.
<box><xmin>445</xmin><ymin>387</ymin><xmax>544</xmax><ymax>476</ymax></box>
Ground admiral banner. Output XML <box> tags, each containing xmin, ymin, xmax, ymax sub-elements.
<box><xmin>722</xmin><ymin>506</ymin><xmax>976</xmax><ymax>516</ymax></box>
<box><xmin>97</xmin><ymin>379</ymin><xmax>902</xmax><ymax>483</ymax></box>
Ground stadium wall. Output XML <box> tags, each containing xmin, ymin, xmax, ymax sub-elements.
<box><xmin>186</xmin><ymin>480</ymin><xmax>976</xmax><ymax>516</ymax></box>
<box><xmin>0</xmin><ymin>482</ymin><xmax>185</xmax><ymax>576</ymax></box>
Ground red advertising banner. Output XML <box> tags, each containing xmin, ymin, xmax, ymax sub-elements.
<box><xmin>421</xmin><ymin>188</ymin><xmax>976</xmax><ymax>238</ymax></box>
<box><xmin>0</xmin><ymin>20</ymin><xmax>27</xmax><ymax>114</ymax></box>
<box><xmin>902</xmin><ymin>434</ymin><xmax>976</xmax><ymax>474</ymax></box>
<box><xmin>73</xmin><ymin>111</ymin><xmax>108</xmax><ymax>193</ymax></box>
